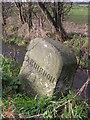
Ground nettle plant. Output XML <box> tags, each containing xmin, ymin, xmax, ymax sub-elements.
<box><xmin>1</xmin><ymin>57</ymin><xmax>21</xmax><ymax>98</ymax></box>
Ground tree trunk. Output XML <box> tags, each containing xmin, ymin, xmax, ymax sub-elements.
<box><xmin>28</xmin><ymin>2</ymin><xmax>32</xmax><ymax>40</ymax></box>
<box><xmin>38</xmin><ymin>2</ymin><xmax>57</xmax><ymax>29</ymax></box>
<box><xmin>28</xmin><ymin>2</ymin><xmax>32</xmax><ymax>32</ymax></box>
<box><xmin>38</xmin><ymin>2</ymin><xmax>68</xmax><ymax>41</ymax></box>
<box><xmin>55</xmin><ymin>2</ymin><xmax>68</xmax><ymax>41</ymax></box>
<box><xmin>15</xmin><ymin>2</ymin><xmax>25</xmax><ymax>24</ymax></box>
<box><xmin>2</xmin><ymin>2</ymin><xmax>6</xmax><ymax>25</ymax></box>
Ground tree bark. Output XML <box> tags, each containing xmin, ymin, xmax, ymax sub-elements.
<box><xmin>15</xmin><ymin>2</ymin><xmax>25</xmax><ymax>24</ymax></box>
<box><xmin>2</xmin><ymin>2</ymin><xmax>6</xmax><ymax>25</ymax></box>
<box><xmin>28</xmin><ymin>2</ymin><xmax>32</xmax><ymax>40</ymax></box>
<box><xmin>57</xmin><ymin>2</ymin><xmax>68</xmax><ymax>40</ymax></box>
<box><xmin>28</xmin><ymin>2</ymin><xmax>32</xmax><ymax>32</ymax></box>
<box><xmin>38</xmin><ymin>2</ymin><xmax>68</xmax><ymax>41</ymax></box>
<box><xmin>38</xmin><ymin>2</ymin><xmax>57</xmax><ymax>29</ymax></box>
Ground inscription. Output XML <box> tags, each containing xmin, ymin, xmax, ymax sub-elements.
<box><xmin>26</xmin><ymin>55</ymin><xmax>56</xmax><ymax>83</ymax></box>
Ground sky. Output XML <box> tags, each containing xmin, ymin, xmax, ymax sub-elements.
<box><xmin>68</xmin><ymin>0</ymin><xmax>89</xmax><ymax>2</ymax></box>
<box><xmin>0</xmin><ymin>0</ymin><xmax>90</xmax><ymax>2</ymax></box>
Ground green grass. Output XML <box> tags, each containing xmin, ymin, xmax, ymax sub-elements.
<box><xmin>0</xmin><ymin>98</ymin><xmax>2</xmax><ymax>119</ymax></box>
<box><xmin>71</xmin><ymin>5</ymin><xmax>88</xmax><ymax>16</ymax></box>
<box><xmin>67</xmin><ymin>4</ymin><xmax>88</xmax><ymax>24</ymax></box>
<box><xmin>1</xmin><ymin>57</ymin><xmax>21</xmax><ymax>98</ymax></box>
<box><xmin>1</xmin><ymin>57</ymin><xmax>89</xmax><ymax>119</ymax></box>
<box><xmin>3</xmin><ymin>91</ymin><xmax>88</xmax><ymax>119</ymax></box>
<box><xmin>67</xmin><ymin>15</ymin><xmax>88</xmax><ymax>24</ymax></box>
<box><xmin>64</xmin><ymin>35</ymin><xmax>89</xmax><ymax>67</ymax></box>
<box><xmin>71</xmin><ymin>9</ymin><xmax>88</xmax><ymax>16</ymax></box>
<box><xmin>5</xmin><ymin>36</ymin><xmax>29</xmax><ymax>47</ymax></box>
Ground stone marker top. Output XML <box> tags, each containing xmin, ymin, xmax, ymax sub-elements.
<box><xmin>27</xmin><ymin>37</ymin><xmax>76</xmax><ymax>65</ymax></box>
<box><xmin>46</xmin><ymin>38</ymin><xmax>76</xmax><ymax>65</ymax></box>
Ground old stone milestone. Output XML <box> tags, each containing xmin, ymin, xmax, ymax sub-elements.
<box><xmin>19</xmin><ymin>38</ymin><xmax>77</xmax><ymax>98</ymax></box>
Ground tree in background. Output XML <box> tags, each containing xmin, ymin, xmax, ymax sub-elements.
<box><xmin>15</xmin><ymin>2</ymin><xmax>32</xmax><ymax>32</ymax></box>
<box><xmin>2</xmin><ymin>2</ymin><xmax>72</xmax><ymax>41</ymax></box>
<box><xmin>14</xmin><ymin>2</ymin><xmax>33</xmax><ymax>40</ymax></box>
<box><xmin>38</xmin><ymin>2</ymin><xmax>72</xmax><ymax>41</ymax></box>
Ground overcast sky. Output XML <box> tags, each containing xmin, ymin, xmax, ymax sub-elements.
<box><xmin>0</xmin><ymin>0</ymin><xmax>90</xmax><ymax>2</ymax></box>
<box><xmin>59</xmin><ymin>0</ymin><xmax>89</xmax><ymax>1</ymax></box>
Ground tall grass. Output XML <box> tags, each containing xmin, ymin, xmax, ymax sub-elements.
<box><xmin>1</xmin><ymin>57</ymin><xmax>89</xmax><ymax>119</ymax></box>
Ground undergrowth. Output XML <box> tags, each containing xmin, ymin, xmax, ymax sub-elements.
<box><xmin>64</xmin><ymin>35</ymin><xmax>89</xmax><ymax>68</ymax></box>
<box><xmin>1</xmin><ymin>57</ymin><xmax>21</xmax><ymax>98</ymax></box>
<box><xmin>1</xmin><ymin>57</ymin><xmax>89</xmax><ymax>119</ymax></box>
<box><xmin>3</xmin><ymin>92</ymin><xmax>88</xmax><ymax>119</ymax></box>
<box><xmin>5</xmin><ymin>36</ymin><xmax>29</xmax><ymax>47</ymax></box>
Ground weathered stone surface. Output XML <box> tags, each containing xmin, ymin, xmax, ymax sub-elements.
<box><xmin>19</xmin><ymin>38</ymin><xmax>77</xmax><ymax>98</ymax></box>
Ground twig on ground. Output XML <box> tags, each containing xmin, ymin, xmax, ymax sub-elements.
<box><xmin>21</xmin><ymin>77</ymin><xmax>90</xmax><ymax>119</ymax></box>
<box><xmin>28</xmin><ymin>113</ymin><xmax>44</xmax><ymax>119</ymax></box>
<box><xmin>56</xmin><ymin>77</ymin><xmax>90</xmax><ymax>110</ymax></box>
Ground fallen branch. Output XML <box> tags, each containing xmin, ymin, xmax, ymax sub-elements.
<box><xmin>23</xmin><ymin>77</ymin><xmax>90</xmax><ymax>119</ymax></box>
<box><xmin>28</xmin><ymin>113</ymin><xmax>44</xmax><ymax>119</ymax></box>
<box><xmin>56</xmin><ymin>77</ymin><xmax>90</xmax><ymax>110</ymax></box>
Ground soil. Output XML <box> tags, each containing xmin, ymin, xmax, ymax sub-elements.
<box><xmin>72</xmin><ymin>68</ymin><xmax>90</xmax><ymax>99</ymax></box>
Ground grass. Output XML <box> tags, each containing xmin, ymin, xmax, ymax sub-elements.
<box><xmin>71</xmin><ymin>9</ymin><xmax>88</xmax><ymax>16</ymax></box>
<box><xmin>1</xmin><ymin>57</ymin><xmax>89</xmax><ymax>119</ymax></box>
<box><xmin>1</xmin><ymin>57</ymin><xmax>21</xmax><ymax>98</ymax></box>
<box><xmin>67</xmin><ymin>15</ymin><xmax>88</xmax><ymax>24</ymax></box>
<box><xmin>64</xmin><ymin>35</ymin><xmax>89</xmax><ymax>68</ymax></box>
<box><xmin>71</xmin><ymin>5</ymin><xmax>88</xmax><ymax>16</ymax></box>
<box><xmin>1</xmin><ymin>4</ymin><xmax>90</xmax><ymax>117</ymax></box>
<box><xmin>67</xmin><ymin>4</ymin><xmax>88</xmax><ymax>24</ymax></box>
<box><xmin>0</xmin><ymin>98</ymin><xmax>2</xmax><ymax>119</ymax></box>
<box><xmin>3</xmin><ymin>91</ymin><xmax>89</xmax><ymax>119</ymax></box>
<box><xmin>4</xmin><ymin>36</ymin><xmax>29</xmax><ymax>47</ymax></box>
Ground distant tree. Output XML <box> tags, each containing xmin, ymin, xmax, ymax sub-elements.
<box><xmin>38</xmin><ymin>2</ymin><xmax>72</xmax><ymax>41</ymax></box>
<box><xmin>15</xmin><ymin>2</ymin><xmax>32</xmax><ymax>33</ymax></box>
<box><xmin>14</xmin><ymin>2</ymin><xmax>26</xmax><ymax>24</ymax></box>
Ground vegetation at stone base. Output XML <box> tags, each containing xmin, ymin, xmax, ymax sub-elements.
<box><xmin>3</xmin><ymin>91</ymin><xmax>88</xmax><ymax>119</ymax></box>
<box><xmin>64</xmin><ymin>35</ymin><xmax>89</xmax><ymax>68</ymax></box>
<box><xmin>1</xmin><ymin>57</ymin><xmax>21</xmax><ymax>98</ymax></box>
<box><xmin>1</xmin><ymin>57</ymin><xmax>89</xmax><ymax>119</ymax></box>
